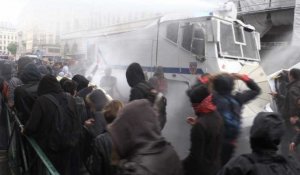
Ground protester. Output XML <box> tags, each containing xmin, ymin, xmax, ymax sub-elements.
<box><xmin>85</xmin><ymin>89</ymin><xmax>109</xmax><ymax>137</ymax></box>
<box><xmin>100</xmin><ymin>67</ymin><xmax>120</xmax><ymax>99</ymax></box>
<box><xmin>109</xmin><ymin>99</ymin><xmax>182</xmax><ymax>175</ymax></box>
<box><xmin>284</xmin><ymin>68</ymin><xmax>300</xmax><ymax>155</ymax></box>
<box><xmin>0</xmin><ymin>77</ymin><xmax>11</xmax><ymax>175</ymax></box>
<box><xmin>14</xmin><ymin>63</ymin><xmax>42</xmax><ymax>123</ymax></box>
<box><xmin>149</xmin><ymin>66</ymin><xmax>168</xmax><ymax>94</ymax></box>
<box><xmin>269</xmin><ymin>70</ymin><xmax>289</xmax><ymax>114</ymax></box>
<box><xmin>72</xmin><ymin>74</ymin><xmax>94</xmax><ymax>98</ymax></box>
<box><xmin>84</xmin><ymin>89</ymin><xmax>113</xmax><ymax>175</ymax></box>
<box><xmin>126</xmin><ymin>63</ymin><xmax>151</xmax><ymax>101</ymax></box>
<box><xmin>218</xmin><ymin>112</ymin><xmax>300</xmax><ymax>175</ymax></box>
<box><xmin>0</xmin><ymin>60</ymin><xmax>22</xmax><ymax>107</ymax></box>
<box><xmin>62</xmin><ymin>79</ymin><xmax>78</xmax><ymax>96</ymax></box>
<box><xmin>103</xmin><ymin>100</ymin><xmax>124</xmax><ymax>124</ymax></box>
<box><xmin>17</xmin><ymin>57</ymin><xmax>34</xmax><ymax>77</ymax></box>
<box><xmin>126</xmin><ymin>62</ymin><xmax>167</xmax><ymax>129</ymax></box>
<box><xmin>213</xmin><ymin>73</ymin><xmax>261</xmax><ymax>165</ymax></box>
<box><xmin>24</xmin><ymin>75</ymin><xmax>81</xmax><ymax>175</ymax></box>
<box><xmin>183</xmin><ymin>82</ymin><xmax>223</xmax><ymax>175</ymax></box>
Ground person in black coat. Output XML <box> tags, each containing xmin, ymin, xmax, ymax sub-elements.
<box><xmin>284</xmin><ymin>68</ymin><xmax>300</xmax><ymax>154</ymax></box>
<box><xmin>183</xmin><ymin>82</ymin><xmax>223</xmax><ymax>175</ymax></box>
<box><xmin>126</xmin><ymin>62</ymin><xmax>153</xmax><ymax>101</ymax></box>
<box><xmin>24</xmin><ymin>75</ymin><xmax>76</xmax><ymax>174</ymax></box>
<box><xmin>218</xmin><ymin>112</ymin><xmax>300</xmax><ymax>175</ymax></box>
<box><xmin>14</xmin><ymin>63</ymin><xmax>42</xmax><ymax>123</ymax></box>
<box><xmin>212</xmin><ymin>73</ymin><xmax>261</xmax><ymax>165</ymax></box>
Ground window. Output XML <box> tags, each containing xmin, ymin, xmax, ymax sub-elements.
<box><xmin>233</xmin><ymin>24</ymin><xmax>245</xmax><ymax>44</ymax></box>
<box><xmin>242</xmin><ymin>31</ymin><xmax>259</xmax><ymax>60</ymax></box>
<box><xmin>166</xmin><ymin>23</ymin><xmax>179</xmax><ymax>43</ymax></box>
<box><xmin>219</xmin><ymin>22</ymin><xmax>242</xmax><ymax>58</ymax></box>
<box><xmin>191</xmin><ymin>25</ymin><xmax>205</xmax><ymax>57</ymax></box>
<box><xmin>181</xmin><ymin>23</ymin><xmax>193</xmax><ymax>51</ymax></box>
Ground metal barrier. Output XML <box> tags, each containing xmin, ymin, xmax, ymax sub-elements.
<box><xmin>5</xmin><ymin>105</ymin><xmax>60</xmax><ymax>175</ymax></box>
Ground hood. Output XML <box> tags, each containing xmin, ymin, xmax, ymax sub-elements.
<box><xmin>213</xmin><ymin>73</ymin><xmax>234</xmax><ymax>95</ymax></box>
<box><xmin>37</xmin><ymin>75</ymin><xmax>63</xmax><ymax>96</ymax></box>
<box><xmin>250</xmin><ymin>112</ymin><xmax>285</xmax><ymax>152</ymax></box>
<box><xmin>17</xmin><ymin>57</ymin><xmax>34</xmax><ymax>76</ymax></box>
<box><xmin>72</xmin><ymin>74</ymin><xmax>89</xmax><ymax>91</ymax></box>
<box><xmin>109</xmin><ymin>99</ymin><xmax>165</xmax><ymax>158</ymax></box>
<box><xmin>87</xmin><ymin>89</ymin><xmax>109</xmax><ymax>111</ymax></box>
<box><xmin>20</xmin><ymin>64</ymin><xmax>42</xmax><ymax>84</ymax></box>
<box><xmin>0</xmin><ymin>62</ymin><xmax>13</xmax><ymax>80</ymax></box>
<box><xmin>126</xmin><ymin>63</ymin><xmax>145</xmax><ymax>87</ymax></box>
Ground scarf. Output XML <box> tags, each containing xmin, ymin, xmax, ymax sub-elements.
<box><xmin>192</xmin><ymin>94</ymin><xmax>216</xmax><ymax>113</ymax></box>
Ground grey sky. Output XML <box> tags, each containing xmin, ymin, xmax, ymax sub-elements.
<box><xmin>0</xmin><ymin>0</ymin><xmax>223</xmax><ymax>26</ymax></box>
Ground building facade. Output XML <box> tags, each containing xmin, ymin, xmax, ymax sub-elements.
<box><xmin>0</xmin><ymin>22</ymin><xmax>17</xmax><ymax>55</ymax></box>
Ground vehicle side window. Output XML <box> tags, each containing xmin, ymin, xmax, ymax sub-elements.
<box><xmin>166</xmin><ymin>23</ymin><xmax>179</xmax><ymax>43</ymax></box>
<box><xmin>181</xmin><ymin>23</ymin><xmax>193</xmax><ymax>51</ymax></box>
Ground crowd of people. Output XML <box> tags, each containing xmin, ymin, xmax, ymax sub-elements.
<box><xmin>1</xmin><ymin>57</ymin><xmax>300</xmax><ymax>175</ymax></box>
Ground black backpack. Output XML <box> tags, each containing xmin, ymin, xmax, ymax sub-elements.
<box><xmin>136</xmin><ymin>82</ymin><xmax>167</xmax><ymax>130</ymax></box>
<box><xmin>44</xmin><ymin>93</ymin><xmax>82</xmax><ymax>152</ymax></box>
<box><xmin>242</xmin><ymin>153</ymin><xmax>300</xmax><ymax>175</ymax></box>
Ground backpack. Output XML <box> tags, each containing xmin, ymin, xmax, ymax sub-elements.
<box><xmin>44</xmin><ymin>93</ymin><xmax>82</xmax><ymax>152</ymax></box>
<box><xmin>242</xmin><ymin>153</ymin><xmax>300</xmax><ymax>175</ymax></box>
<box><xmin>136</xmin><ymin>82</ymin><xmax>167</xmax><ymax>130</ymax></box>
<box><xmin>214</xmin><ymin>95</ymin><xmax>241</xmax><ymax>140</ymax></box>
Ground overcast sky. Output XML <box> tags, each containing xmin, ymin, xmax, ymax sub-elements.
<box><xmin>0</xmin><ymin>0</ymin><xmax>224</xmax><ymax>26</ymax></box>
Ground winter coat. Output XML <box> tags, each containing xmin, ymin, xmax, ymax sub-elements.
<box><xmin>213</xmin><ymin>77</ymin><xmax>261</xmax><ymax>141</ymax></box>
<box><xmin>109</xmin><ymin>99</ymin><xmax>182</xmax><ymax>175</ymax></box>
<box><xmin>183</xmin><ymin>112</ymin><xmax>223</xmax><ymax>175</ymax></box>
<box><xmin>14</xmin><ymin>64</ymin><xmax>41</xmax><ymax>123</ymax></box>
<box><xmin>284</xmin><ymin>80</ymin><xmax>300</xmax><ymax>120</ymax></box>
<box><xmin>218</xmin><ymin>112</ymin><xmax>300</xmax><ymax>175</ymax></box>
<box><xmin>24</xmin><ymin>75</ymin><xmax>73</xmax><ymax>174</ymax></box>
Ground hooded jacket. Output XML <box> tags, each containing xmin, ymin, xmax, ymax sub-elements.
<box><xmin>126</xmin><ymin>63</ymin><xmax>152</xmax><ymax>101</ymax></box>
<box><xmin>24</xmin><ymin>75</ymin><xmax>74</xmax><ymax>174</ymax></box>
<box><xmin>109</xmin><ymin>99</ymin><xmax>182</xmax><ymax>175</ymax></box>
<box><xmin>184</xmin><ymin>84</ymin><xmax>223</xmax><ymax>175</ymax></box>
<box><xmin>14</xmin><ymin>64</ymin><xmax>42</xmax><ymax>123</ymax></box>
<box><xmin>72</xmin><ymin>74</ymin><xmax>89</xmax><ymax>92</ymax></box>
<box><xmin>284</xmin><ymin>79</ymin><xmax>300</xmax><ymax>120</ymax></box>
<box><xmin>218</xmin><ymin>112</ymin><xmax>300</xmax><ymax>175</ymax></box>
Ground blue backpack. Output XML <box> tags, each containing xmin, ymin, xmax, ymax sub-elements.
<box><xmin>214</xmin><ymin>95</ymin><xmax>241</xmax><ymax>140</ymax></box>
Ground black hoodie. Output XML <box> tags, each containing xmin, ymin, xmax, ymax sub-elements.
<box><xmin>218</xmin><ymin>112</ymin><xmax>300</xmax><ymax>175</ymax></box>
<box><xmin>25</xmin><ymin>75</ymin><xmax>72</xmax><ymax>174</ymax></box>
<box><xmin>14</xmin><ymin>64</ymin><xmax>42</xmax><ymax>123</ymax></box>
<box><xmin>126</xmin><ymin>63</ymin><xmax>153</xmax><ymax>101</ymax></box>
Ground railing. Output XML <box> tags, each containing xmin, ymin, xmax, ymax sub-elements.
<box><xmin>5</xmin><ymin>105</ymin><xmax>60</xmax><ymax>175</ymax></box>
<box><xmin>233</xmin><ymin>0</ymin><xmax>295</xmax><ymax>14</ymax></box>
<box><xmin>261</xmin><ymin>42</ymin><xmax>288</xmax><ymax>49</ymax></box>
